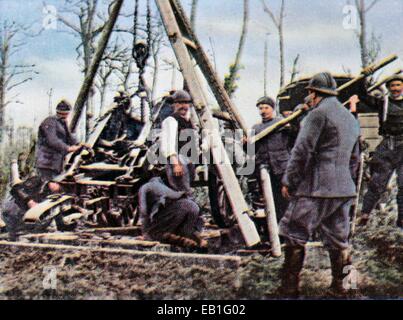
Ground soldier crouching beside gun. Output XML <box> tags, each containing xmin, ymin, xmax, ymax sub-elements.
<box><xmin>248</xmin><ymin>96</ymin><xmax>291</xmax><ymax>221</ymax></box>
<box><xmin>278</xmin><ymin>73</ymin><xmax>360</xmax><ymax>297</ymax></box>
<box><xmin>1</xmin><ymin>176</ymin><xmax>62</xmax><ymax>241</ymax></box>
<box><xmin>350</xmin><ymin>75</ymin><xmax>403</xmax><ymax>228</ymax></box>
<box><xmin>36</xmin><ymin>100</ymin><xmax>81</xmax><ymax>181</ymax></box>
<box><xmin>138</xmin><ymin>90</ymin><xmax>206</xmax><ymax>249</ymax></box>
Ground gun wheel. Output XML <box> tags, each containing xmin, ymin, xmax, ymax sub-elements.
<box><xmin>208</xmin><ymin>171</ymin><xmax>236</xmax><ymax>228</ymax></box>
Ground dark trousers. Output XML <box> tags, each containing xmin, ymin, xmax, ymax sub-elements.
<box><xmin>279</xmin><ymin>197</ymin><xmax>354</xmax><ymax>250</ymax></box>
<box><xmin>37</xmin><ymin>168</ymin><xmax>60</xmax><ymax>181</ymax></box>
<box><xmin>1</xmin><ymin>196</ymin><xmax>25</xmax><ymax>241</ymax></box>
<box><xmin>362</xmin><ymin>140</ymin><xmax>403</xmax><ymax>220</ymax></box>
<box><xmin>144</xmin><ymin>198</ymin><xmax>203</xmax><ymax>240</ymax></box>
<box><xmin>248</xmin><ymin>169</ymin><xmax>288</xmax><ymax>221</ymax></box>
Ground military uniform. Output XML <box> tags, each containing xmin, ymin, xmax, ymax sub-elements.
<box><xmin>1</xmin><ymin>176</ymin><xmax>51</xmax><ymax>241</ymax></box>
<box><xmin>36</xmin><ymin>115</ymin><xmax>77</xmax><ymax>180</ymax></box>
<box><xmin>250</xmin><ymin>115</ymin><xmax>291</xmax><ymax>220</ymax></box>
<box><xmin>278</xmin><ymin>73</ymin><xmax>360</xmax><ymax>296</ymax></box>
<box><xmin>138</xmin><ymin>175</ymin><xmax>203</xmax><ymax>245</ymax></box>
<box><xmin>360</xmin><ymin>80</ymin><xmax>403</xmax><ymax>227</ymax></box>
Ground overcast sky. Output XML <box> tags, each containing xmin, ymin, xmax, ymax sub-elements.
<box><xmin>1</xmin><ymin>0</ymin><xmax>402</xmax><ymax>134</ymax></box>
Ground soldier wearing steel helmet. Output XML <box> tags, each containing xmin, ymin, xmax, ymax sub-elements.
<box><xmin>278</xmin><ymin>72</ymin><xmax>361</xmax><ymax>297</ymax></box>
<box><xmin>350</xmin><ymin>74</ymin><xmax>403</xmax><ymax>228</ymax></box>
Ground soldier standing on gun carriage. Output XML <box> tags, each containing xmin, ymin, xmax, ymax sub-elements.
<box><xmin>279</xmin><ymin>72</ymin><xmax>361</xmax><ymax>297</ymax></box>
<box><xmin>350</xmin><ymin>75</ymin><xmax>403</xmax><ymax>228</ymax></box>
<box><xmin>35</xmin><ymin>100</ymin><xmax>81</xmax><ymax>181</ymax></box>
<box><xmin>249</xmin><ymin>96</ymin><xmax>291</xmax><ymax>221</ymax></box>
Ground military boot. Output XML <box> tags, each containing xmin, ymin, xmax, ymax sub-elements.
<box><xmin>328</xmin><ymin>249</ymin><xmax>352</xmax><ymax>295</ymax></box>
<box><xmin>279</xmin><ymin>245</ymin><xmax>305</xmax><ymax>298</ymax></box>
<box><xmin>160</xmin><ymin>232</ymin><xmax>198</xmax><ymax>248</ymax></box>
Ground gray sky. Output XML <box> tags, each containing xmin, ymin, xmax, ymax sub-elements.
<box><xmin>1</xmin><ymin>0</ymin><xmax>402</xmax><ymax>132</ymax></box>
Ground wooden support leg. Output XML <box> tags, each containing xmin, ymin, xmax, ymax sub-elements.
<box><xmin>260</xmin><ymin>167</ymin><xmax>281</xmax><ymax>257</ymax></box>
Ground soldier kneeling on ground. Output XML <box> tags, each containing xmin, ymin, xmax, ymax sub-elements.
<box><xmin>138</xmin><ymin>165</ymin><xmax>207</xmax><ymax>250</ymax></box>
<box><xmin>1</xmin><ymin>176</ymin><xmax>62</xmax><ymax>241</ymax></box>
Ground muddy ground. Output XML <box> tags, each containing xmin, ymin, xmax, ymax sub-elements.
<box><xmin>0</xmin><ymin>207</ymin><xmax>401</xmax><ymax>300</ymax></box>
<box><xmin>0</xmin><ymin>186</ymin><xmax>402</xmax><ymax>300</ymax></box>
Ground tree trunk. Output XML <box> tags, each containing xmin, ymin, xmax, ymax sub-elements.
<box><xmin>279</xmin><ymin>20</ymin><xmax>285</xmax><ymax>87</ymax></box>
<box><xmin>358</xmin><ymin>0</ymin><xmax>368</xmax><ymax>68</ymax></box>
<box><xmin>0</xmin><ymin>39</ymin><xmax>8</xmax><ymax>144</ymax></box>
<box><xmin>225</xmin><ymin>0</ymin><xmax>249</xmax><ymax>97</ymax></box>
<box><xmin>190</xmin><ymin>0</ymin><xmax>198</xmax><ymax>30</ymax></box>
<box><xmin>264</xmin><ymin>40</ymin><xmax>268</xmax><ymax>96</ymax></box>
<box><xmin>70</xmin><ymin>0</ymin><xmax>124</xmax><ymax>132</ymax></box>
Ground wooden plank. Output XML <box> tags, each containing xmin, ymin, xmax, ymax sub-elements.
<box><xmin>0</xmin><ymin>241</ymin><xmax>242</xmax><ymax>268</ymax></box>
<box><xmin>0</xmin><ymin>217</ymin><xmax>6</xmax><ymax>229</ymax></box>
<box><xmin>358</xmin><ymin>113</ymin><xmax>379</xmax><ymax>128</ymax></box>
<box><xmin>20</xmin><ymin>233</ymin><xmax>171</xmax><ymax>251</ymax></box>
<box><xmin>76</xmin><ymin>180</ymin><xmax>116</xmax><ymax>186</ymax></box>
<box><xmin>23</xmin><ymin>196</ymin><xmax>73</xmax><ymax>222</ymax></box>
<box><xmin>80</xmin><ymin>163</ymin><xmax>129</xmax><ymax>171</ymax></box>
<box><xmin>169</xmin><ymin>0</ymin><xmax>249</xmax><ymax>135</ymax></box>
<box><xmin>84</xmin><ymin>226</ymin><xmax>142</xmax><ymax>236</ymax></box>
<box><xmin>84</xmin><ymin>197</ymin><xmax>109</xmax><ymax>206</ymax></box>
<box><xmin>360</xmin><ymin>127</ymin><xmax>381</xmax><ymax>139</ymax></box>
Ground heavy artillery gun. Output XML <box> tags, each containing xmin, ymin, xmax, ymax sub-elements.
<box><xmin>3</xmin><ymin>0</ymin><xmax>399</xmax><ymax>256</ymax></box>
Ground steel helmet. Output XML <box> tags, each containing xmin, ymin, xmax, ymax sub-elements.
<box><xmin>306</xmin><ymin>72</ymin><xmax>338</xmax><ymax>96</ymax></box>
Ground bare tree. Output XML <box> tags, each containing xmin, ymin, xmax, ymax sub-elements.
<box><xmin>224</xmin><ymin>0</ymin><xmax>249</xmax><ymax>97</ymax></box>
<box><xmin>0</xmin><ymin>20</ymin><xmax>37</xmax><ymax>143</ymax></box>
<box><xmin>263</xmin><ymin>39</ymin><xmax>268</xmax><ymax>96</ymax></box>
<box><xmin>95</xmin><ymin>38</ymin><xmax>128</xmax><ymax>115</ymax></box>
<box><xmin>190</xmin><ymin>0</ymin><xmax>199</xmax><ymax>30</ymax></box>
<box><xmin>354</xmin><ymin>0</ymin><xmax>382</xmax><ymax>68</ymax></box>
<box><xmin>261</xmin><ymin>0</ymin><xmax>286</xmax><ymax>87</ymax></box>
<box><xmin>57</xmin><ymin>0</ymin><xmax>109</xmax><ymax>135</ymax></box>
<box><xmin>289</xmin><ymin>54</ymin><xmax>300</xmax><ymax>83</ymax></box>
<box><xmin>150</xmin><ymin>22</ymin><xmax>165</xmax><ymax>101</ymax></box>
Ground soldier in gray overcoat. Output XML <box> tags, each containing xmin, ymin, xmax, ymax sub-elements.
<box><xmin>279</xmin><ymin>72</ymin><xmax>361</xmax><ymax>296</ymax></box>
<box><xmin>35</xmin><ymin>100</ymin><xmax>81</xmax><ymax>180</ymax></box>
<box><xmin>249</xmin><ymin>96</ymin><xmax>291</xmax><ymax>221</ymax></box>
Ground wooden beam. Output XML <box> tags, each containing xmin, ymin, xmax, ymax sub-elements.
<box><xmin>69</xmin><ymin>0</ymin><xmax>125</xmax><ymax>132</ymax></box>
<box><xmin>169</xmin><ymin>0</ymin><xmax>250</xmax><ymax>136</ymax></box>
<box><xmin>156</xmin><ymin>0</ymin><xmax>260</xmax><ymax>247</ymax></box>
<box><xmin>23</xmin><ymin>195</ymin><xmax>73</xmax><ymax>223</ymax></box>
<box><xmin>0</xmin><ymin>241</ymin><xmax>242</xmax><ymax>268</ymax></box>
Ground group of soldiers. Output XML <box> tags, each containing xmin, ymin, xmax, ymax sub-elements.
<box><xmin>1</xmin><ymin>70</ymin><xmax>402</xmax><ymax>297</ymax></box>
